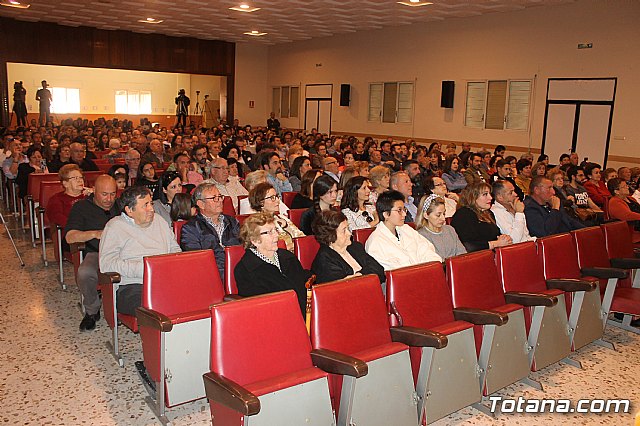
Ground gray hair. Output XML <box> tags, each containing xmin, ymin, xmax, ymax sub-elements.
<box><xmin>192</xmin><ymin>182</ymin><xmax>218</xmax><ymax>204</ymax></box>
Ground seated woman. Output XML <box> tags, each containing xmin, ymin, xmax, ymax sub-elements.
<box><xmin>170</xmin><ymin>192</ymin><xmax>196</xmax><ymax>222</ymax></box>
<box><xmin>16</xmin><ymin>146</ymin><xmax>48</xmax><ymax>199</ymax></box>
<box><xmin>607</xmin><ymin>178</ymin><xmax>640</xmax><ymax>224</ymax></box>
<box><xmin>153</xmin><ymin>171</ymin><xmax>182</xmax><ymax>225</ymax></box>
<box><xmin>365</xmin><ymin>190</ymin><xmax>442</xmax><ymax>270</ymax></box>
<box><xmin>239</xmin><ymin>170</ymin><xmax>289</xmax><ymax>215</ymax></box>
<box><xmin>340</xmin><ymin>176</ymin><xmax>379</xmax><ymax>230</ymax></box>
<box><xmin>311</xmin><ymin>210</ymin><xmax>384</xmax><ymax>284</ymax></box>
<box><xmin>291</xmin><ymin>169</ymin><xmax>322</xmax><ymax>210</ymax></box>
<box><xmin>249</xmin><ymin>182</ymin><xmax>305</xmax><ymax>251</ymax></box>
<box><xmin>300</xmin><ymin>175</ymin><xmax>338</xmax><ymax>235</ymax></box>
<box><xmin>368</xmin><ymin>165</ymin><xmax>391</xmax><ymax>206</ymax></box>
<box><xmin>423</xmin><ymin>175</ymin><xmax>458</xmax><ymax>218</ymax></box>
<box><xmin>416</xmin><ymin>194</ymin><xmax>466</xmax><ymax>259</ymax></box>
<box><xmin>450</xmin><ymin>182</ymin><xmax>512</xmax><ymax>252</ymax></box>
<box><xmin>136</xmin><ymin>160</ymin><xmax>160</xmax><ymax>199</ymax></box>
<box><xmin>583</xmin><ymin>162</ymin><xmax>611</xmax><ymax>208</ymax></box>
<box><xmin>288</xmin><ymin>155</ymin><xmax>311</xmax><ymax>192</ymax></box>
<box><xmin>441</xmin><ymin>155</ymin><xmax>467</xmax><ymax>193</ymax></box>
<box><xmin>235</xmin><ymin>212</ymin><xmax>312</xmax><ymax>315</ymax></box>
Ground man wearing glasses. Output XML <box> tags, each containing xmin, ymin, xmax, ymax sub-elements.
<box><xmin>205</xmin><ymin>157</ymin><xmax>248</xmax><ymax>211</ymax></box>
<box><xmin>180</xmin><ymin>183</ymin><xmax>241</xmax><ymax>278</ymax></box>
<box><xmin>70</xmin><ymin>142</ymin><xmax>99</xmax><ymax>172</ymax></box>
<box><xmin>323</xmin><ymin>156</ymin><xmax>341</xmax><ymax>184</ymax></box>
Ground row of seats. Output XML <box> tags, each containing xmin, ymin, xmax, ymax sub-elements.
<box><xmin>108</xmin><ymin>220</ymin><xmax>640</xmax><ymax>425</ymax></box>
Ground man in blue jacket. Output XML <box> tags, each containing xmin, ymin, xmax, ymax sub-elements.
<box><xmin>524</xmin><ymin>176</ymin><xmax>584</xmax><ymax>237</ymax></box>
<box><xmin>180</xmin><ymin>183</ymin><xmax>241</xmax><ymax>279</ymax></box>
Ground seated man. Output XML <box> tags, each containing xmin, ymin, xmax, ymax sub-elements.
<box><xmin>99</xmin><ymin>186</ymin><xmax>181</xmax><ymax>316</ymax></box>
<box><xmin>124</xmin><ymin>149</ymin><xmax>141</xmax><ymax>186</ymax></box>
<box><xmin>142</xmin><ymin>139</ymin><xmax>171</xmax><ymax>166</ymax></box>
<box><xmin>69</xmin><ymin>142</ymin><xmax>99</xmax><ymax>171</ymax></box>
<box><xmin>323</xmin><ymin>156</ymin><xmax>341</xmax><ymax>183</ymax></box>
<box><xmin>365</xmin><ymin>190</ymin><xmax>442</xmax><ymax>271</ymax></box>
<box><xmin>524</xmin><ymin>176</ymin><xmax>584</xmax><ymax>238</ymax></box>
<box><xmin>205</xmin><ymin>157</ymin><xmax>248</xmax><ymax>212</ymax></box>
<box><xmin>564</xmin><ymin>165</ymin><xmax>603</xmax><ymax>224</ymax></box>
<box><xmin>65</xmin><ymin>175</ymin><xmax>118</xmax><ymax>331</ymax></box>
<box><xmin>491</xmin><ymin>179</ymin><xmax>535</xmax><ymax>243</ymax></box>
<box><xmin>261</xmin><ymin>151</ymin><xmax>292</xmax><ymax>196</ymax></box>
<box><xmin>170</xmin><ymin>152</ymin><xmax>203</xmax><ymax>186</ymax></box>
<box><xmin>389</xmin><ymin>171</ymin><xmax>417</xmax><ymax>222</ymax></box>
<box><xmin>180</xmin><ymin>183</ymin><xmax>241</xmax><ymax>279</ymax></box>
<box><xmin>463</xmin><ymin>152</ymin><xmax>490</xmax><ymax>185</ymax></box>
<box><xmin>491</xmin><ymin>158</ymin><xmax>524</xmax><ymax>201</ymax></box>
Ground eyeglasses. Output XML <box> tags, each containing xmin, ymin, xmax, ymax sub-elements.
<box><xmin>202</xmin><ymin>195</ymin><xmax>225</xmax><ymax>202</ymax></box>
<box><xmin>212</xmin><ymin>166</ymin><xmax>230</xmax><ymax>170</ymax></box>
<box><xmin>66</xmin><ymin>176</ymin><xmax>84</xmax><ymax>181</ymax></box>
<box><xmin>391</xmin><ymin>207</ymin><xmax>408</xmax><ymax>215</ymax></box>
<box><xmin>263</xmin><ymin>194</ymin><xmax>280</xmax><ymax>202</ymax></box>
<box><xmin>325</xmin><ymin>161</ymin><xmax>337</xmax><ymax>166</ymax></box>
<box><xmin>259</xmin><ymin>228</ymin><xmax>279</xmax><ymax>236</ymax></box>
<box><xmin>434</xmin><ymin>183</ymin><xmax>447</xmax><ymax>187</ymax></box>
<box><xmin>362</xmin><ymin>210</ymin><xmax>374</xmax><ymax>223</ymax></box>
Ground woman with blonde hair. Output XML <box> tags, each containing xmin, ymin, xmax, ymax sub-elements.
<box><xmin>416</xmin><ymin>194</ymin><xmax>466</xmax><ymax>259</ymax></box>
<box><xmin>368</xmin><ymin>165</ymin><xmax>391</xmax><ymax>205</ymax></box>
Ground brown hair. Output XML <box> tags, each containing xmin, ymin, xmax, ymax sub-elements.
<box><xmin>458</xmin><ymin>182</ymin><xmax>495</xmax><ymax>223</ymax></box>
<box><xmin>300</xmin><ymin>168</ymin><xmax>322</xmax><ymax>198</ymax></box>
<box><xmin>312</xmin><ymin>210</ymin><xmax>347</xmax><ymax>246</ymax></box>
<box><xmin>248</xmin><ymin>182</ymin><xmax>275</xmax><ymax>212</ymax></box>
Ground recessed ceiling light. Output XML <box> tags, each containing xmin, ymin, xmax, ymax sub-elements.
<box><xmin>138</xmin><ymin>17</ymin><xmax>164</xmax><ymax>24</ymax></box>
<box><xmin>1</xmin><ymin>0</ymin><xmax>31</xmax><ymax>9</ymax></box>
<box><xmin>244</xmin><ymin>30</ymin><xmax>267</xmax><ymax>37</ymax></box>
<box><xmin>397</xmin><ymin>1</ymin><xmax>433</xmax><ymax>7</ymax></box>
<box><xmin>230</xmin><ymin>4</ymin><xmax>260</xmax><ymax>13</ymax></box>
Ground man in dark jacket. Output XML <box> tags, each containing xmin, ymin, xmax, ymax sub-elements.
<box><xmin>524</xmin><ymin>176</ymin><xmax>584</xmax><ymax>237</ymax></box>
<box><xmin>180</xmin><ymin>183</ymin><xmax>240</xmax><ymax>278</ymax></box>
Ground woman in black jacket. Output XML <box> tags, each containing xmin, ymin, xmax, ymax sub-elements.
<box><xmin>311</xmin><ymin>210</ymin><xmax>385</xmax><ymax>285</ymax></box>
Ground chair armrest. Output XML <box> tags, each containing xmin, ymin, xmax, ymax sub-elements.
<box><xmin>202</xmin><ymin>371</ymin><xmax>260</xmax><ymax>416</ymax></box>
<box><xmin>98</xmin><ymin>271</ymin><xmax>121</xmax><ymax>285</ymax></box>
<box><xmin>546</xmin><ymin>279</ymin><xmax>597</xmax><ymax>292</ymax></box>
<box><xmin>504</xmin><ymin>291</ymin><xmax>558</xmax><ymax>307</ymax></box>
<box><xmin>610</xmin><ymin>258</ymin><xmax>640</xmax><ymax>270</ymax></box>
<box><xmin>223</xmin><ymin>294</ymin><xmax>243</xmax><ymax>302</ymax></box>
<box><xmin>310</xmin><ymin>348</ymin><xmax>368</xmax><ymax>378</ymax></box>
<box><xmin>135</xmin><ymin>307</ymin><xmax>173</xmax><ymax>332</ymax></box>
<box><xmin>581</xmin><ymin>267</ymin><xmax>627</xmax><ymax>279</ymax></box>
<box><xmin>36</xmin><ymin>205</ymin><xmax>45</xmax><ymax>215</ymax></box>
<box><xmin>452</xmin><ymin>307</ymin><xmax>508</xmax><ymax>326</ymax></box>
<box><xmin>69</xmin><ymin>242</ymin><xmax>86</xmax><ymax>254</ymax></box>
<box><xmin>390</xmin><ymin>326</ymin><xmax>447</xmax><ymax>349</ymax></box>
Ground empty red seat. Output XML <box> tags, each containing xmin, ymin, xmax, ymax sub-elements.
<box><xmin>352</xmin><ymin>227</ymin><xmax>374</xmax><ymax>245</ymax></box>
<box><xmin>602</xmin><ymin>221</ymin><xmax>640</xmax><ymax>288</ymax></box>
<box><xmin>288</xmin><ymin>208</ymin><xmax>306</xmax><ymax>228</ymax></box>
<box><xmin>204</xmin><ymin>291</ymin><xmax>335</xmax><ymax>425</ymax></box>
<box><xmin>386</xmin><ymin>262</ymin><xmax>481</xmax><ymax>424</ymax></box>
<box><xmin>224</xmin><ymin>245</ymin><xmax>245</xmax><ymax>296</ymax></box>
<box><xmin>36</xmin><ymin>181</ymin><xmax>64</xmax><ymax>268</ymax></box>
<box><xmin>25</xmin><ymin>172</ymin><xmax>58</xmax><ymax>245</ymax></box>
<box><xmin>222</xmin><ymin>196</ymin><xmax>236</xmax><ymax>216</ymax></box>
<box><xmin>293</xmin><ymin>235</ymin><xmax>320</xmax><ymax>270</ymax></box>
<box><xmin>311</xmin><ymin>275</ymin><xmax>419</xmax><ymax>425</ymax></box>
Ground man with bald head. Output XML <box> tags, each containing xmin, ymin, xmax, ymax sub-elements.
<box><xmin>142</xmin><ymin>139</ymin><xmax>171</xmax><ymax>166</ymax></box>
<box><xmin>66</xmin><ymin>175</ymin><xmax>119</xmax><ymax>331</ymax></box>
<box><xmin>205</xmin><ymin>157</ymin><xmax>248</xmax><ymax>211</ymax></box>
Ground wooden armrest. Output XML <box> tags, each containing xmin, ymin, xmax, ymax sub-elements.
<box><xmin>452</xmin><ymin>307</ymin><xmax>508</xmax><ymax>326</ymax></box>
<box><xmin>202</xmin><ymin>372</ymin><xmax>260</xmax><ymax>416</ymax></box>
<box><xmin>581</xmin><ymin>267</ymin><xmax>627</xmax><ymax>280</ymax></box>
<box><xmin>69</xmin><ymin>242</ymin><xmax>86</xmax><ymax>253</ymax></box>
<box><xmin>504</xmin><ymin>291</ymin><xmax>557</xmax><ymax>307</ymax></box>
<box><xmin>390</xmin><ymin>326</ymin><xmax>448</xmax><ymax>349</ymax></box>
<box><xmin>135</xmin><ymin>306</ymin><xmax>173</xmax><ymax>332</ymax></box>
<box><xmin>310</xmin><ymin>348</ymin><xmax>368</xmax><ymax>378</ymax></box>
<box><xmin>98</xmin><ymin>271</ymin><xmax>121</xmax><ymax>285</ymax></box>
<box><xmin>223</xmin><ymin>294</ymin><xmax>243</xmax><ymax>301</ymax></box>
<box><xmin>610</xmin><ymin>258</ymin><xmax>640</xmax><ymax>270</ymax></box>
<box><xmin>546</xmin><ymin>279</ymin><xmax>597</xmax><ymax>292</ymax></box>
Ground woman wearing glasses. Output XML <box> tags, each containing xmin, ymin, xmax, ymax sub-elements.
<box><xmin>311</xmin><ymin>210</ymin><xmax>384</xmax><ymax>285</ymax></box>
<box><xmin>235</xmin><ymin>212</ymin><xmax>311</xmax><ymax>315</ymax></box>
<box><xmin>299</xmin><ymin>175</ymin><xmax>338</xmax><ymax>235</ymax></box>
<box><xmin>248</xmin><ymin>182</ymin><xmax>305</xmax><ymax>251</ymax></box>
<box><xmin>365</xmin><ymin>190</ymin><xmax>442</xmax><ymax>272</ymax></box>
<box><xmin>423</xmin><ymin>175</ymin><xmax>458</xmax><ymax>218</ymax></box>
<box><xmin>340</xmin><ymin>176</ymin><xmax>379</xmax><ymax>230</ymax></box>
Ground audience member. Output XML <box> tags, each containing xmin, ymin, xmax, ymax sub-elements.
<box><xmin>583</xmin><ymin>162</ymin><xmax>611</xmax><ymax>208</ymax></box>
<box><xmin>607</xmin><ymin>178</ymin><xmax>640</xmax><ymax>224</ymax></box>
<box><xmin>423</xmin><ymin>175</ymin><xmax>458</xmax><ymax>218</ymax></box>
<box><xmin>48</xmin><ymin>143</ymin><xmax>72</xmax><ymax>173</ymax></box>
<box><xmin>416</xmin><ymin>194</ymin><xmax>466</xmax><ymax>259</ymax></box>
<box><xmin>389</xmin><ymin>171</ymin><xmax>417</xmax><ymax>222</ymax></box>
<box><xmin>249</xmin><ymin>183</ymin><xmax>304</xmax><ymax>251</ymax></box>
<box><xmin>340</xmin><ymin>176</ymin><xmax>379</xmax><ymax>230</ymax></box>
<box><xmin>153</xmin><ymin>171</ymin><xmax>182</xmax><ymax>225</ymax></box>
<box><xmin>564</xmin><ymin>165</ymin><xmax>603</xmax><ymax>224</ymax></box>
<box><xmin>16</xmin><ymin>146</ymin><xmax>48</xmax><ymax>199</ymax></box>
<box><xmin>135</xmin><ymin>160</ymin><xmax>160</xmax><ymax>199</ymax></box>
<box><xmin>323</xmin><ymin>156</ymin><xmax>341</xmax><ymax>183</ymax></box>
<box><xmin>491</xmin><ymin>179</ymin><xmax>535</xmax><ymax>243</ymax></box>
<box><xmin>169</xmin><ymin>192</ymin><xmax>195</xmax><ymax>222</ymax></box>
<box><xmin>369</xmin><ymin>165</ymin><xmax>391</xmax><ymax>206</ymax></box>
<box><xmin>524</xmin><ymin>176</ymin><xmax>584</xmax><ymax>237</ymax></box>
<box><xmin>124</xmin><ymin>149</ymin><xmax>141</xmax><ymax>186</ymax></box>
<box><xmin>300</xmin><ymin>175</ymin><xmax>337</xmax><ymax>235</ymax></box>
<box><xmin>69</xmin><ymin>142</ymin><xmax>99</xmax><ymax>171</ymax></box>
<box><xmin>514</xmin><ymin>159</ymin><xmax>532</xmax><ymax>195</ymax></box>
<box><xmin>291</xmin><ymin>169</ymin><xmax>322</xmax><ymax>210</ymax></box>
<box><xmin>289</xmin><ymin>156</ymin><xmax>311</xmax><ymax>192</ymax></box>
<box><xmin>260</xmin><ymin>152</ymin><xmax>292</xmax><ymax>196</ymax></box>
<box><xmin>491</xmin><ymin>158</ymin><xmax>524</xmax><ymax>200</ymax></box>
<box><xmin>441</xmin><ymin>155</ymin><xmax>467</xmax><ymax>193</ymax></box>
<box><xmin>205</xmin><ymin>157</ymin><xmax>248</xmax><ymax>212</ymax></box>
<box><xmin>463</xmin><ymin>153</ymin><xmax>490</xmax><ymax>185</ymax></box>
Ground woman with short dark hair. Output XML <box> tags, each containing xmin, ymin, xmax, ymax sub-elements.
<box><xmin>340</xmin><ymin>176</ymin><xmax>378</xmax><ymax>230</ymax></box>
<box><xmin>299</xmin><ymin>175</ymin><xmax>338</xmax><ymax>235</ymax></box>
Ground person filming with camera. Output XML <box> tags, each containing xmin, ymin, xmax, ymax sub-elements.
<box><xmin>175</xmin><ymin>89</ymin><xmax>190</xmax><ymax>128</ymax></box>
<box><xmin>13</xmin><ymin>81</ymin><xmax>27</xmax><ymax>127</ymax></box>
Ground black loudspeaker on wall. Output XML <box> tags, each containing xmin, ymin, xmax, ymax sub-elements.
<box><xmin>441</xmin><ymin>81</ymin><xmax>455</xmax><ymax>108</ymax></box>
<box><xmin>340</xmin><ymin>84</ymin><xmax>351</xmax><ymax>107</ymax></box>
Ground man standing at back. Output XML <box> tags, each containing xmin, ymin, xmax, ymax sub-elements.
<box><xmin>66</xmin><ymin>175</ymin><xmax>118</xmax><ymax>331</ymax></box>
<box><xmin>35</xmin><ymin>80</ymin><xmax>52</xmax><ymax>126</ymax></box>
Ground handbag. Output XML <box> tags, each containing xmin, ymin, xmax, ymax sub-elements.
<box><xmin>574</xmin><ymin>207</ymin><xmax>597</xmax><ymax>222</ymax></box>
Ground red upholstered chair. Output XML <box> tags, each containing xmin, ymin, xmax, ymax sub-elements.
<box><xmin>224</xmin><ymin>245</ymin><xmax>245</xmax><ymax>296</ymax></box>
<box><xmin>235</xmin><ymin>214</ymin><xmax>250</xmax><ymax>226</ymax></box>
<box><xmin>237</xmin><ymin>194</ymin><xmax>248</xmax><ymax>205</ymax></box>
<box><xmin>288</xmin><ymin>208</ymin><xmax>306</xmax><ymax>228</ymax></box>
<box><xmin>135</xmin><ymin>250</ymin><xmax>228</xmax><ymax>424</ymax></box>
<box><xmin>293</xmin><ymin>235</ymin><xmax>320</xmax><ymax>270</ymax></box>
<box><xmin>572</xmin><ymin>227</ymin><xmax>640</xmax><ymax>335</ymax></box>
<box><xmin>281</xmin><ymin>191</ymin><xmax>297</xmax><ymax>208</ymax></box>
<box><xmin>386</xmin><ymin>262</ymin><xmax>481</xmax><ymax>424</ymax></box>
<box><xmin>99</xmin><ymin>274</ymin><xmax>139</xmax><ymax>367</ymax></box>
<box><xmin>352</xmin><ymin>227</ymin><xmax>374</xmax><ymax>245</ymax></box>
<box><xmin>222</xmin><ymin>196</ymin><xmax>236</xmax><ymax>216</ymax></box>
<box><xmin>446</xmin><ymin>250</ymin><xmax>537</xmax><ymax>397</ymax></box>
<box><xmin>36</xmin><ymin>181</ymin><xmax>64</xmax><ymax>267</ymax></box>
<box><xmin>311</xmin><ymin>275</ymin><xmax>419</xmax><ymax>426</ymax></box>
<box><xmin>537</xmin><ymin>233</ymin><xmax>608</xmax><ymax>350</ymax></box>
<box><xmin>25</xmin><ymin>172</ymin><xmax>58</xmax><ymax>245</ymax></box>
<box><xmin>172</xmin><ymin>220</ymin><xmax>186</xmax><ymax>244</ymax></box>
<box><xmin>204</xmin><ymin>291</ymin><xmax>335</xmax><ymax>425</ymax></box>
<box><xmin>495</xmin><ymin>243</ymin><xmax>576</xmax><ymax>371</ymax></box>
<box><xmin>83</xmin><ymin>171</ymin><xmax>103</xmax><ymax>188</ymax></box>
<box><xmin>601</xmin><ymin>221</ymin><xmax>640</xmax><ymax>288</ymax></box>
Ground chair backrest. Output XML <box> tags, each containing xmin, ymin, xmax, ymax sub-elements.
<box><xmin>142</xmin><ymin>250</ymin><xmax>224</xmax><ymax>316</ymax></box>
<box><xmin>311</xmin><ymin>275</ymin><xmax>390</xmax><ymax>355</ymax></box>
<box><xmin>282</xmin><ymin>191</ymin><xmax>298</xmax><ymax>208</ymax></box>
<box><xmin>222</xmin><ymin>196</ymin><xmax>236</xmax><ymax>216</ymax></box>
<box><xmin>235</xmin><ymin>214</ymin><xmax>250</xmax><ymax>226</ymax></box>
<box><xmin>352</xmin><ymin>227</ymin><xmax>374</xmax><ymax>245</ymax></box>
<box><xmin>224</xmin><ymin>245</ymin><xmax>245</xmax><ymax>294</ymax></box>
<box><xmin>172</xmin><ymin>220</ymin><xmax>186</xmax><ymax>243</ymax></box>
<box><xmin>288</xmin><ymin>208</ymin><xmax>306</xmax><ymax>228</ymax></box>
<box><xmin>601</xmin><ymin>221</ymin><xmax>634</xmax><ymax>259</ymax></box>
<box><xmin>536</xmin><ymin>233</ymin><xmax>582</xmax><ymax>279</ymax></box>
<box><xmin>386</xmin><ymin>262</ymin><xmax>455</xmax><ymax>328</ymax></box>
<box><xmin>210</xmin><ymin>291</ymin><xmax>313</xmax><ymax>386</ymax></box>
<box><xmin>446</xmin><ymin>250</ymin><xmax>506</xmax><ymax>310</ymax></box>
<box><xmin>27</xmin><ymin>173</ymin><xmax>58</xmax><ymax>202</ymax></box>
<box><xmin>40</xmin><ymin>181</ymin><xmax>65</xmax><ymax>227</ymax></box>
<box><xmin>237</xmin><ymin>194</ymin><xmax>248</xmax><ymax>204</ymax></box>
<box><xmin>571</xmin><ymin>226</ymin><xmax>611</xmax><ymax>269</ymax></box>
<box><xmin>495</xmin><ymin>242</ymin><xmax>547</xmax><ymax>293</ymax></box>
<box><xmin>406</xmin><ymin>222</ymin><xmax>416</xmax><ymax>229</ymax></box>
<box><xmin>97</xmin><ymin>163</ymin><xmax>113</xmax><ymax>172</ymax></box>
<box><xmin>293</xmin><ymin>235</ymin><xmax>320</xmax><ymax>270</ymax></box>
<box><xmin>83</xmin><ymin>171</ymin><xmax>103</xmax><ymax>188</ymax></box>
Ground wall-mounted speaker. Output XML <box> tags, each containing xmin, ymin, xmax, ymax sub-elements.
<box><xmin>441</xmin><ymin>81</ymin><xmax>455</xmax><ymax>108</ymax></box>
<box><xmin>340</xmin><ymin>84</ymin><xmax>351</xmax><ymax>107</ymax></box>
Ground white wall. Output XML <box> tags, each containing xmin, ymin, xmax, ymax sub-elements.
<box><xmin>234</xmin><ymin>43</ymin><xmax>269</xmax><ymax>127</ymax></box>
<box><xmin>264</xmin><ymin>0</ymin><xmax>640</xmax><ymax>166</ymax></box>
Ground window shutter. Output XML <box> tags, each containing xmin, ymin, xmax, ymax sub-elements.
<box><xmin>382</xmin><ymin>82</ymin><xmax>398</xmax><ymax>123</ymax></box>
<box><xmin>272</xmin><ymin>87</ymin><xmax>280</xmax><ymax>116</ymax></box>
<box><xmin>281</xmin><ymin>86</ymin><xmax>290</xmax><ymax>118</ymax></box>
<box><xmin>290</xmin><ymin>87</ymin><xmax>299</xmax><ymax>118</ymax></box>
<box><xmin>506</xmin><ymin>80</ymin><xmax>531</xmax><ymax>130</ymax></box>
<box><xmin>465</xmin><ymin>82</ymin><xmax>486</xmax><ymax>128</ymax></box>
<box><xmin>368</xmin><ymin>83</ymin><xmax>382</xmax><ymax>121</ymax></box>
<box><xmin>397</xmin><ymin>82</ymin><xmax>413</xmax><ymax>123</ymax></box>
<box><xmin>485</xmin><ymin>80</ymin><xmax>507</xmax><ymax>130</ymax></box>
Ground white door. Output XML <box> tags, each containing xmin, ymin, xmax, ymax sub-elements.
<box><xmin>575</xmin><ymin>104</ymin><xmax>612</xmax><ymax>166</ymax></box>
<box><xmin>544</xmin><ymin>104</ymin><xmax>576</xmax><ymax>166</ymax></box>
<box><xmin>305</xmin><ymin>99</ymin><xmax>332</xmax><ymax>134</ymax></box>
<box><xmin>305</xmin><ymin>100</ymin><xmax>319</xmax><ymax>133</ymax></box>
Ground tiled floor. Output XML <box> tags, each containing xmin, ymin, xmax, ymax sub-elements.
<box><xmin>1</xmin><ymin>210</ymin><xmax>639</xmax><ymax>425</ymax></box>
